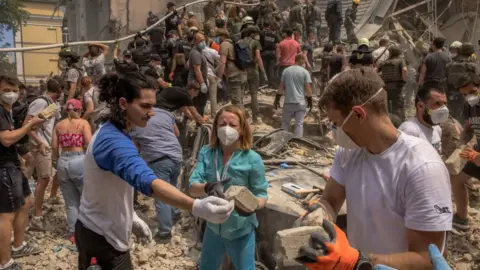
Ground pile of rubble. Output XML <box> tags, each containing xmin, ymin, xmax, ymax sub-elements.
<box><xmin>16</xmin><ymin>195</ymin><xmax>201</xmax><ymax>270</ymax></box>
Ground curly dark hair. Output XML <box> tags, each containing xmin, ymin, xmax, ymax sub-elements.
<box><xmin>319</xmin><ymin>67</ymin><xmax>386</xmax><ymax>116</ymax></box>
<box><xmin>98</xmin><ymin>72</ymin><xmax>155</xmax><ymax>130</ymax></box>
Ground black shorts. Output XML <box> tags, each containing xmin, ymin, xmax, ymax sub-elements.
<box><xmin>75</xmin><ymin>220</ymin><xmax>133</xmax><ymax>270</ymax></box>
<box><xmin>0</xmin><ymin>167</ymin><xmax>32</xmax><ymax>213</ymax></box>
<box><xmin>17</xmin><ymin>143</ymin><xmax>29</xmax><ymax>157</ymax></box>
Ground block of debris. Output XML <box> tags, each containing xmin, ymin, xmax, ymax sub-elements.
<box><xmin>38</xmin><ymin>103</ymin><xmax>58</xmax><ymax>119</ymax></box>
<box><xmin>445</xmin><ymin>146</ymin><xmax>467</xmax><ymax>175</ymax></box>
<box><xmin>274</xmin><ymin>226</ymin><xmax>329</xmax><ymax>262</ymax></box>
<box><xmin>224</xmin><ymin>186</ymin><xmax>259</xmax><ymax>213</ymax></box>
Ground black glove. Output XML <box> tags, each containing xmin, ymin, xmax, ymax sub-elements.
<box><xmin>306</xmin><ymin>96</ymin><xmax>313</xmax><ymax>112</ymax></box>
<box><xmin>235</xmin><ymin>205</ymin><xmax>255</xmax><ymax>217</ymax></box>
<box><xmin>274</xmin><ymin>94</ymin><xmax>282</xmax><ymax>109</ymax></box>
<box><xmin>204</xmin><ymin>178</ymin><xmax>231</xmax><ymax>198</ymax></box>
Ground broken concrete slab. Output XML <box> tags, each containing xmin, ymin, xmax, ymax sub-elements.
<box><xmin>275</xmin><ymin>226</ymin><xmax>329</xmax><ymax>262</ymax></box>
<box><xmin>445</xmin><ymin>147</ymin><xmax>467</xmax><ymax>175</ymax></box>
<box><xmin>225</xmin><ymin>186</ymin><xmax>259</xmax><ymax>213</ymax></box>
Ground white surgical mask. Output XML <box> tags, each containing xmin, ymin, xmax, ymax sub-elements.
<box><xmin>0</xmin><ymin>92</ymin><xmax>19</xmax><ymax>105</ymax></box>
<box><xmin>331</xmin><ymin>88</ymin><xmax>384</xmax><ymax>150</ymax></box>
<box><xmin>217</xmin><ymin>126</ymin><xmax>239</xmax><ymax>146</ymax></box>
<box><xmin>450</xmin><ymin>52</ymin><xmax>457</xmax><ymax>59</ymax></box>
<box><xmin>466</xmin><ymin>94</ymin><xmax>480</xmax><ymax>107</ymax></box>
<box><xmin>429</xmin><ymin>105</ymin><xmax>449</xmax><ymax>125</ymax></box>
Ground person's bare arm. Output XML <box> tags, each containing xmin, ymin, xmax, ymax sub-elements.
<box><xmin>461</xmin><ymin>120</ymin><xmax>474</xmax><ymax>145</ymax></box>
<box><xmin>83</xmin><ymin>100</ymin><xmax>95</xmax><ymax>120</ymax></box>
<box><xmin>68</xmin><ymin>82</ymin><xmax>77</xmax><ymax>101</ymax></box>
<box><xmin>152</xmin><ymin>179</ymin><xmax>195</xmax><ymax>211</ymax></box>
<box><xmin>113</xmin><ymin>44</ymin><xmax>119</xmax><ymax>59</ymax></box>
<box><xmin>181</xmin><ymin>106</ymin><xmax>205</xmax><ymax>125</ymax></box>
<box><xmin>174</xmin><ymin>124</ymin><xmax>180</xmax><ymax>137</ymax></box>
<box><xmin>303</xmin><ymin>51</ymin><xmax>311</xmax><ymax>70</ymax></box>
<box><xmin>194</xmin><ymin>65</ymin><xmax>205</xmax><ymax>84</ymax></box>
<box><xmin>0</xmin><ymin>119</ymin><xmax>41</xmax><ymax>147</ymax></box>
<box><xmin>418</xmin><ymin>64</ymin><xmax>427</xmax><ymax>86</ymax></box>
<box><xmin>218</xmin><ymin>54</ymin><xmax>227</xmax><ymax>79</ymax></box>
<box><xmin>189</xmin><ymin>183</ymin><xmax>207</xmax><ymax>197</ymax></box>
<box><xmin>320</xmin><ymin>178</ymin><xmax>346</xmax><ymax>221</ymax></box>
<box><xmin>91</xmin><ymin>43</ymin><xmax>110</xmax><ymax>56</ymax></box>
<box><xmin>278</xmin><ymin>82</ymin><xmax>285</xmax><ymax>95</ymax></box>
<box><xmin>369</xmin><ymin>230</ymin><xmax>445</xmax><ymax>269</ymax></box>
<box><xmin>305</xmin><ymin>83</ymin><xmax>312</xmax><ymax>97</ymax></box>
<box><xmin>24</xmin><ymin>115</ymin><xmax>46</xmax><ymax>146</ymax></box>
<box><xmin>171</xmin><ymin>54</ymin><xmax>178</xmax><ymax>74</ymax></box>
<box><xmin>276</xmin><ymin>44</ymin><xmax>281</xmax><ymax>63</ymax></box>
<box><xmin>52</xmin><ymin>126</ymin><xmax>59</xmax><ymax>162</ymax></box>
<box><xmin>83</xmin><ymin>120</ymin><xmax>93</xmax><ymax>146</ymax></box>
<box><xmin>255</xmin><ymin>49</ymin><xmax>266</xmax><ymax>73</ymax></box>
<box><xmin>402</xmin><ymin>66</ymin><xmax>408</xmax><ymax>81</ymax></box>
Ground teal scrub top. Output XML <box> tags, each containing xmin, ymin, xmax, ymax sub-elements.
<box><xmin>189</xmin><ymin>145</ymin><xmax>269</xmax><ymax>240</ymax></box>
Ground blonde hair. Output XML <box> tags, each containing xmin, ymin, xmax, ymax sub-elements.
<box><xmin>210</xmin><ymin>105</ymin><xmax>253</xmax><ymax>150</ymax></box>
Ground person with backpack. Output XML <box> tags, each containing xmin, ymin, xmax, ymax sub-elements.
<box><xmin>243</xmin><ymin>25</ymin><xmax>267</xmax><ymax>125</ymax></box>
<box><xmin>202</xmin><ymin>44</ymin><xmax>220</xmax><ymax>119</ymax></box>
<box><xmin>59</xmin><ymin>49</ymin><xmax>84</xmax><ymax>101</ymax></box>
<box><xmin>216</xmin><ymin>28</ymin><xmax>248</xmax><ymax>106</ymax></box>
<box><xmin>24</xmin><ymin>77</ymin><xmax>63</xmax><ymax>231</ymax></box>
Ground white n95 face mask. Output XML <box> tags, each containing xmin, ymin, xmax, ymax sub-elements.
<box><xmin>0</xmin><ymin>92</ymin><xmax>19</xmax><ymax>105</ymax></box>
<box><xmin>466</xmin><ymin>94</ymin><xmax>480</xmax><ymax>107</ymax></box>
<box><xmin>429</xmin><ymin>105</ymin><xmax>449</xmax><ymax>125</ymax></box>
<box><xmin>217</xmin><ymin>126</ymin><xmax>239</xmax><ymax>146</ymax></box>
<box><xmin>331</xmin><ymin>87</ymin><xmax>384</xmax><ymax>150</ymax></box>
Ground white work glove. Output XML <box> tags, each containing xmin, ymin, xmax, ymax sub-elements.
<box><xmin>200</xmin><ymin>83</ymin><xmax>208</xmax><ymax>93</ymax></box>
<box><xmin>132</xmin><ymin>212</ymin><xmax>153</xmax><ymax>243</ymax></box>
<box><xmin>192</xmin><ymin>196</ymin><xmax>235</xmax><ymax>224</ymax></box>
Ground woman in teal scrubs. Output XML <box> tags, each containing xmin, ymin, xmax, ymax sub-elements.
<box><xmin>189</xmin><ymin>105</ymin><xmax>268</xmax><ymax>270</ymax></box>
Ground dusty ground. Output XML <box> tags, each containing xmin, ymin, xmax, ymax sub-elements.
<box><xmin>16</xmin><ymin>195</ymin><xmax>201</xmax><ymax>270</ymax></box>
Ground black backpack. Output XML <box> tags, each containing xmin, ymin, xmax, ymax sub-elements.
<box><xmin>12</xmin><ymin>96</ymin><xmax>52</xmax><ymax>144</ymax></box>
<box><xmin>229</xmin><ymin>39</ymin><xmax>254</xmax><ymax>70</ymax></box>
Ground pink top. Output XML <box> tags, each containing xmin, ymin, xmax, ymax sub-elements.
<box><xmin>278</xmin><ymin>37</ymin><xmax>301</xmax><ymax>67</ymax></box>
<box><xmin>59</xmin><ymin>133</ymin><xmax>84</xmax><ymax>148</ymax></box>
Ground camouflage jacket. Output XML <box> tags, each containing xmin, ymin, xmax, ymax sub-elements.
<box><xmin>344</xmin><ymin>7</ymin><xmax>357</xmax><ymax>27</ymax></box>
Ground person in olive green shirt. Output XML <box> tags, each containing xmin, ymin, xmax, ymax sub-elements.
<box><xmin>189</xmin><ymin>105</ymin><xmax>268</xmax><ymax>270</ymax></box>
<box><xmin>242</xmin><ymin>25</ymin><xmax>268</xmax><ymax>125</ymax></box>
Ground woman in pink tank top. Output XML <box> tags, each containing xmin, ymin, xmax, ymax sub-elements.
<box><xmin>51</xmin><ymin>99</ymin><xmax>92</xmax><ymax>243</ymax></box>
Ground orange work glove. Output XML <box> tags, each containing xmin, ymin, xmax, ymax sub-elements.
<box><xmin>168</xmin><ymin>72</ymin><xmax>174</xmax><ymax>81</ymax></box>
<box><xmin>459</xmin><ymin>147</ymin><xmax>479</xmax><ymax>161</ymax></box>
<box><xmin>298</xmin><ymin>220</ymin><xmax>359</xmax><ymax>270</ymax></box>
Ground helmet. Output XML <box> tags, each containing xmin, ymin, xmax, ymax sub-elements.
<box><xmin>352</xmin><ymin>0</ymin><xmax>360</xmax><ymax>4</ymax></box>
<box><xmin>450</xmin><ymin>41</ymin><xmax>462</xmax><ymax>48</ymax></box>
<box><xmin>358</xmin><ymin>37</ymin><xmax>369</xmax><ymax>47</ymax></box>
<box><xmin>242</xmin><ymin>16</ymin><xmax>254</xmax><ymax>26</ymax></box>
<box><xmin>460</xmin><ymin>42</ymin><xmax>475</xmax><ymax>57</ymax></box>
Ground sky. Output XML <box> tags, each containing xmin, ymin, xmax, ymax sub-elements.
<box><xmin>4</xmin><ymin>30</ymin><xmax>14</xmax><ymax>47</ymax></box>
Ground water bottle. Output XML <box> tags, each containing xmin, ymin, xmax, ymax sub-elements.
<box><xmin>86</xmin><ymin>257</ymin><xmax>102</xmax><ymax>270</ymax></box>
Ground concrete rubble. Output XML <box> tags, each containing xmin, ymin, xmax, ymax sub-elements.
<box><xmin>225</xmin><ymin>186</ymin><xmax>260</xmax><ymax>213</ymax></box>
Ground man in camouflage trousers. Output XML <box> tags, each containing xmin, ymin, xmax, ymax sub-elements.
<box><xmin>305</xmin><ymin>0</ymin><xmax>322</xmax><ymax>47</ymax></box>
<box><xmin>289</xmin><ymin>0</ymin><xmax>306</xmax><ymax>42</ymax></box>
<box><xmin>344</xmin><ymin>0</ymin><xmax>359</xmax><ymax>44</ymax></box>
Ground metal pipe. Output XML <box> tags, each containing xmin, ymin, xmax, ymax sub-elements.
<box><xmin>0</xmin><ymin>0</ymin><xmax>259</xmax><ymax>53</ymax></box>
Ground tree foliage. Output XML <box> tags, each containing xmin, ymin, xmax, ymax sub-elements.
<box><xmin>0</xmin><ymin>0</ymin><xmax>30</xmax><ymax>76</ymax></box>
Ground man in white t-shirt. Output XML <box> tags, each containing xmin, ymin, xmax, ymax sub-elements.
<box><xmin>82</xmin><ymin>43</ymin><xmax>109</xmax><ymax>83</ymax></box>
<box><xmin>399</xmin><ymin>87</ymin><xmax>448</xmax><ymax>155</ymax></box>
<box><xmin>299</xmin><ymin>68</ymin><xmax>452</xmax><ymax>269</ymax></box>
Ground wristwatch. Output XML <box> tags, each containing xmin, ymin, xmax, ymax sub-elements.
<box><xmin>355</xmin><ymin>252</ymin><xmax>373</xmax><ymax>270</ymax></box>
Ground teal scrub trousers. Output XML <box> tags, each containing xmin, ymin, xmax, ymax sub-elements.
<box><xmin>200</xmin><ymin>226</ymin><xmax>256</xmax><ymax>270</ymax></box>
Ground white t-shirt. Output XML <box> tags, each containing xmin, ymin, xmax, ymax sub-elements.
<box><xmin>330</xmin><ymin>132</ymin><xmax>452</xmax><ymax>254</ymax></box>
<box><xmin>28</xmin><ymin>95</ymin><xmax>58</xmax><ymax>146</ymax></box>
<box><xmin>399</xmin><ymin>117</ymin><xmax>442</xmax><ymax>154</ymax></box>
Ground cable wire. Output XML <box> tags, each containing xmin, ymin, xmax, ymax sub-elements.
<box><xmin>0</xmin><ymin>0</ymin><xmax>259</xmax><ymax>52</ymax></box>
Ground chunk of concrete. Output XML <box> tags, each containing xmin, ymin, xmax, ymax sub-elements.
<box><xmin>274</xmin><ymin>226</ymin><xmax>329</xmax><ymax>262</ymax></box>
<box><xmin>225</xmin><ymin>186</ymin><xmax>259</xmax><ymax>213</ymax></box>
<box><xmin>39</xmin><ymin>103</ymin><xmax>57</xmax><ymax>119</ymax></box>
<box><xmin>445</xmin><ymin>146</ymin><xmax>467</xmax><ymax>175</ymax></box>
